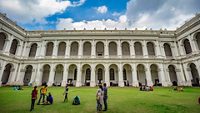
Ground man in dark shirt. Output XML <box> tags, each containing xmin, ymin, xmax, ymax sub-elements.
<box><xmin>30</xmin><ymin>86</ymin><xmax>38</xmax><ymax>111</ymax></box>
<box><xmin>103</xmin><ymin>83</ymin><xmax>108</xmax><ymax>111</ymax></box>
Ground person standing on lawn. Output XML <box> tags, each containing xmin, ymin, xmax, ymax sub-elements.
<box><xmin>30</xmin><ymin>86</ymin><xmax>38</xmax><ymax>111</ymax></box>
<box><xmin>103</xmin><ymin>83</ymin><xmax>108</xmax><ymax>111</ymax></box>
<box><xmin>37</xmin><ymin>85</ymin><xmax>48</xmax><ymax>104</ymax></box>
<box><xmin>63</xmin><ymin>85</ymin><xmax>69</xmax><ymax>102</ymax></box>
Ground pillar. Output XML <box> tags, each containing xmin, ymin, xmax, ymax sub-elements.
<box><xmin>34</xmin><ymin>64</ymin><xmax>43</xmax><ymax>86</ymax></box>
<box><xmin>16</xmin><ymin>41</ymin><xmax>23</xmax><ymax>58</ymax></box>
<box><xmin>142</xmin><ymin>41</ymin><xmax>148</xmax><ymax>58</ymax></box>
<box><xmin>104</xmin><ymin>40</ymin><xmax>109</xmax><ymax>58</ymax></box>
<box><xmin>39</xmin><ymin>41</ymin><xmax>46</xmax><ymax>58</ymax></box>
<box><xmin>145</xmin><ymin>64</ymin><xmax>153</xmax><ymax>86</ymax></box>
<box><xmin>130</xmin><ymin>40</ymin><xmax>135</xmax><ymax>58</ymax></box>
<box><xmin>155</xmin><ymin>41</ymin><xmax>162</xmax><ymax>58</ymax></box>
<box><xmin>189</xmin><ymin>35</ymin><xmax>198</xmax><ymax>54</ymax></box>
<box><xmin>52</xmin><ymin>41</ymin><xmax>58</xmax><ymax>58</ymax></box>
<box><xmin>21</xmin><ymin>42</ymin><xmax>27</xmax><ymax>58</ymax></box>
<box><xmin>176</xmin><ymin>64</ymin><xmax>186</xmax><ymax>86</ymax></box>
<box><xmin>76</xmin><ymin>64</ymin><xmax>82</xmax><ymax>87</ymax></box>
<box><xmin>131</xmin><ymin>64</ymin><xmax>139</xmax><ymax>87</ymax></box>
<box><xmin>104</xmin><ymin>64</ymin><xmax>110</xmax><ymax>87</ymax></box>
<box><xmin>183</xmin><ymin>64</ymin><xmax>192</xmax><ymax>86</ymax></box>
<box><xmin>4</xmin><ymin>35</ymin><xmax>13</xmax><ymax>55</ymax></box>
<box><xmin>118</xmin><ymin>63</ymin><xmax>124</xmax><ymax>87</ymax></box>
<box><xmin>90</xmin><ymin>64</ymin><xmax>96</xmax><ymax>87</ymax></box>
<box><xmin>91</xmin><ymin>40</ymin><xmax>96</xmax><ymax>58</ymax></box>
<box><xmin>178</xmin><ymin>41</ymin><xmax>185</xmax><ymax>56</ymax></box>
<box><xmin>65</xmin><ymin>40</ymin><xmax>70</xmax><ymax>58</ymax></box>
<box><xmin>0</xmin><ymin>61</ymin><xmax>6</xmax><ymax>86</ymax></box>
<box><xmin>158</xmin><ymin>64</ymin><xmax>168</xmax><ymax>86</ymax></box>
<box><xmin>78</xmin><ymin>40</ymin><xmax>83</xmax><ymax>58</ymax></box>
<box><xmin>62</xmin><ymin>64</ymin><xmax>68</xmax><ymax>86</ymax></box>
<box><xmin>48</xmin><ymin>64</ymin><xmax>55</xmax><ymax>86</ymax></box>
<box><xmin>117</xmin><ymin>40</ymin><xmax>122</xmax><ymax>58</ymax></box>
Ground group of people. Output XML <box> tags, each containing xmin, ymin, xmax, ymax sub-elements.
<box><xmin>30</xmin><ymin>85</ymin><xmax>53</xmax><ymax>111</ymax></box>
<box><xmin>139</xmin><ymin>85</ymin><xmax>154</xmax><ymax>91</ymax></box>
<box><xmin>30</xmin><ymin>83</ymin><xmax>108</xmax><ymax>112</ymax></box>
<box><xmin>96</xmin><ymin>83</ymin><xmax>108</xmax><ymax>112</ymax></box>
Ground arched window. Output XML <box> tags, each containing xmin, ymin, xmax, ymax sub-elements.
<box><xmin>58</xmin><ymin>42</ymin><xmax>66</xmax><ymax>56</ymax></box>
<box><xmin>85</xmin><ymin>68</ymin><xmax>91</xmax><ymax>80</ymax></box>
<box><xmin>10</xmin><ymin>39</ymin><xmax>18</xmax><ymax>55</ymax></box>
<box><xmin>70</xmin><ymin>42</ymin><xmax>79</xmax><ymax>56</ymax></box>
<box><xmin>83</xmin><ymin>42</ymin><xmax>91</xmax><ymax>56</ymax></box>
<box><xmin>46</xmin><ymin>42</ymin><xmax>54</xmax><ymax>56</ymax></box>
<box><xmin>122</xmin><ymin>42</ymin><xmax>130</xmax><ymax>56</ymax></box>
<box><xmin>29</xmin><ymin>43</ymin><xmax>37</xmax><ymax>57</ymax></box>
<box><xmin>164</xmin><ymin>43</ymin><xmax>172</xmax><ymax>57</ymax></box>
<box><xmin>110</xmin><ymin>68</ymin><xmax>115</xmax><ymax>80</ymax></box>
<box><xmin>147</xmin><ymin>42</ymin><xmax>155</xmax><ymax>56</ymax></box>
<box><xmin>0</xmin><ymin>33</ymin><xmax>6</xmax><ymax>50</ymax></box>
<box><xmin>134</xmin><ymin>42</ymin><xmax>143</xmax><ymax>56</ymax></box>
<box><xmin>123</xmin><ymin>69</ymin><xmax>127</xmax><ymax>80</ymax></box>
<box><xmin>96</xmin><ymin>42</ymin><xmax>104</xmax><ymax>57</ymax></box>
<box><xmin>109</xmin><ymin>42</ymin><xmax>117</xmax><ymax>56</ymax></box>
<box><xmin>183</xmin><ymin>39</ymin><xmax>192</xmax><ymax>54</ymax></box>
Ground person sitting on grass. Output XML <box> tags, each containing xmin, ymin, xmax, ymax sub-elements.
<box><xmin>45</xmin><ymin>92</ymin><xmax>53</xmax><ymax>105</ymax></box>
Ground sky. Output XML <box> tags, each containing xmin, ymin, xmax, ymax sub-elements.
<box><xmin>0</xmin><ymin>0</ymin><xmax>200</xmax><ymax>30</ymax></box>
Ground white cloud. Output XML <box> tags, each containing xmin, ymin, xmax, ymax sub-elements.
<box><xmin>97</xmin><ymin>5</ymin><xmax>108</xmax><ymax>14</ymax></box>
<box><xmin>56</xmin><ymin>15</ymin><xmax>130</xmax><ymax>30</ymax></box>
<box><xmin>0</xmin><ymin>0</ymin><xmax>86</xmax><ymax>24</ymax></box>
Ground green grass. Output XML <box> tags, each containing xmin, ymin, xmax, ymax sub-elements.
<box><xmin>0</xmin><ymin>87</ymin><xmax>200</xmax><ymax>113</ymax></box>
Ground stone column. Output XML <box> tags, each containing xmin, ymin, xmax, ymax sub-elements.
<box><xmin>178</xmin><ymin>41</ymin><xmax>185</xmax><ymax>56</ymax></box>
<box><xmin>21</xmin><ymin>42</ymin><xmax>27</xmax><ymax>58</ymax></box>
<box><xmin>145</xmin><ymin>64</ymin><xmax>153</xmax><ymax>86</ymax></box>
<box><xmin>160</xmin><ymin>42</ymin><xmax>166</xmax><ymax>58</ymax></box>
<box><xmin>62</xmin><ymin>64</ymin><xmax>68</xmax><ymax>86</ymax></box>
<box><xmin>34</xmin><ymin>64</ymin><xmax>43</xmax><ymax>86</ymax></box>
<box><xmin>104</xmin><ymin>40</ymin><xmax>109</xmax><ymax>58</ymax></box>
<box><xmin>91</xmin><ymin>40</ymin><xmax>96</xmax><ymax>58</ymax></box>
<box><xmin>0</xmin><ymin>61</ymin><xmax>6</xmax><ymax>86</ymax></box>
<box><xmin>104</xmin><ymin>64</ymin><xmax>110</xmax><ymax>87</ymax></box>
<box><xmin>173</xmin><ymin>42</ymin><xmax>180</xmax><ymax>57</ymax></box>
<box><xmin>158</xmin><ymin>64</ymin><xmax>168</xmax><ymax>86</ymax></box>
<box><xmin>90</xmin><ymin>64</ymin><xmax>96</xmax><ymax>87</ymax></box>
<box><xmin>183</xmin><ymin>64</ymin><xmax>192</xmax><ymax>86</ymax></box>
<box><xmin>189</xmin><ymin>35</ymin><xmax>198</xmax><ymax>53</ymax></box>
<box><xmin>165</xmin><ymin>68</ymin><xmax>172</xmax><ymax>86</ymax></box>
<box><xmin>48</xmin><ymin>64</ymin><xmax>55</xmax><ymax>86</ymax></box>
<box><xmin>117</xmin><ymin>40</ymin><xmax>122</xmax><ymax>58</ymax></box>
<box><xmin>30</xmin><ymin>66</ymin><xmax>37</xmax><ymax>86</ymax></box>
<box><xmin>16</xmin><ymin>41</ymin><xmax>23</xmax><ymax>58</ymax></box>
<box><xmin>15</xmin><ymin>63</ymin><xmax>23</xmax><ymax>85</ymax></box>
<box><xmin>130</xmin><ymin>40</ymin><xmax>135</xmax><ymax>58</ymax></box>
<box><xmin>176</xmin><ymin>64</ymin><xmax>186</xmax><ymax>86</ymax></box>
<box><xmin>195</xmin><ymin>60</ymin><xmax>200</xmax><ymax>80</ymax></box>
<box><xmin>52</xmin><ymin>41</ymin><xmax>58</xmax><ymax>58</ymax></box>
<box><xmin>155</xmin><ymin>41</ymin><xmax>162</xmax><ymax>58</ymax></box>
<box><xmin>35</xmin><ymin>43</ymin><xmax>40</xmax><ymax>58</ymax></box>
<box><xmin>4</xmin><ymin>35</ymin><xmax>13</xmax><ymax>55</ymax></box>
<box><xmin>131</xmin><ymin>63</ymin><xmax>139</xmax><ymax>87</ymax></box>
<box><xmin>118</xmin><ymin>63</ymin><xmax>124</xmax><ymax>87</ymax></box>
<box><xmin>76</xmin><ymin>64</ymin><xmax>82</xmax><ymax>87</ymax></box>
<box><xmin>142</xmin><ymin>41</ymin><xmax>148</xmax><ymax>58</ymax></box>
<box><xmin>65</xmin><ymin>40</ymin><xmax>70</xmax><ymax>58</ymax></box>
<box><xmin>39</xmin><ymin>41</ymin><xmax>46</xmax><ymax>58</ymax></box>
<box><xmin>78</xmin><ymin>40</ymin><xmax>83</xmax><ymax>58</ymax></box>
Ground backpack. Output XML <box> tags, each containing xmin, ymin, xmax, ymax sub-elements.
<box><xmin>72</xmin><ymin>96</ymin><xmax>80</xmax><ymax>105</ymax></box>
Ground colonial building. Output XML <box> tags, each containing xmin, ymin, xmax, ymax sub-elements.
<box><xmin>0</xmin><ymin>13</ymin><xmax>200</xmax><ymax>87</ymax></box>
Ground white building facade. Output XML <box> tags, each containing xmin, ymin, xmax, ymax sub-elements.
<box><xmin>0</xmin><ymin>13</ymin><xmax>200</xmax><ymax>87</ymax></box>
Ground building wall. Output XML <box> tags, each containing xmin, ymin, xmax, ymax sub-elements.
<box><xmin>0</xmin><ymin>13</ymin><xmax>200</xmax><ymax>87</ymax></box>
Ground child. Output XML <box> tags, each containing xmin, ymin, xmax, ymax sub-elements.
<box><xmin>37</xmin><ymin>85</ymin><xmax>48</xmax><ymax>104</ymax></box>
<box><xmin>30</xmin><ymin>86</ymin><xmax>38</xmax><ymax>111</ymax></box>
<box><xmin>63</xmin><ymin>85</ymin><xmax>69</xmax><ymax>102</ymax></box>
<box><xmin>46</xmin><ymin>92</ymin><xmax>53</xmax><ymax>105</ymax></box>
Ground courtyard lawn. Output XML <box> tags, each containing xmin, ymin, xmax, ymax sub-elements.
<box><xmin>0</xmin><ymin>87</ymin><xmax>199</xmax><ymax>113</ymax></box>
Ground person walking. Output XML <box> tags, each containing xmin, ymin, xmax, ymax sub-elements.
<box><xmin>63</xmin><ymin>85</ymin><xmax>69</xmax><ymax>102</ymax></box>
<box><xmin>103</xmin><ymin>83</ymin><xmax>108</xmax><ymax>111</ymax></box>
<box><xmin>37</xmin><ymin>85</ymin><xmax>47</xmax><ymax>105</ymax></box>
<box><xmin>30</xmin><ymin>86</ymin><xmax>38</xmax><ymax>111</ymax></box>
<box><xmin>96</xmin><ymin>85</ymin><xmax>104</xmax><ymax>112</ymax></box>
